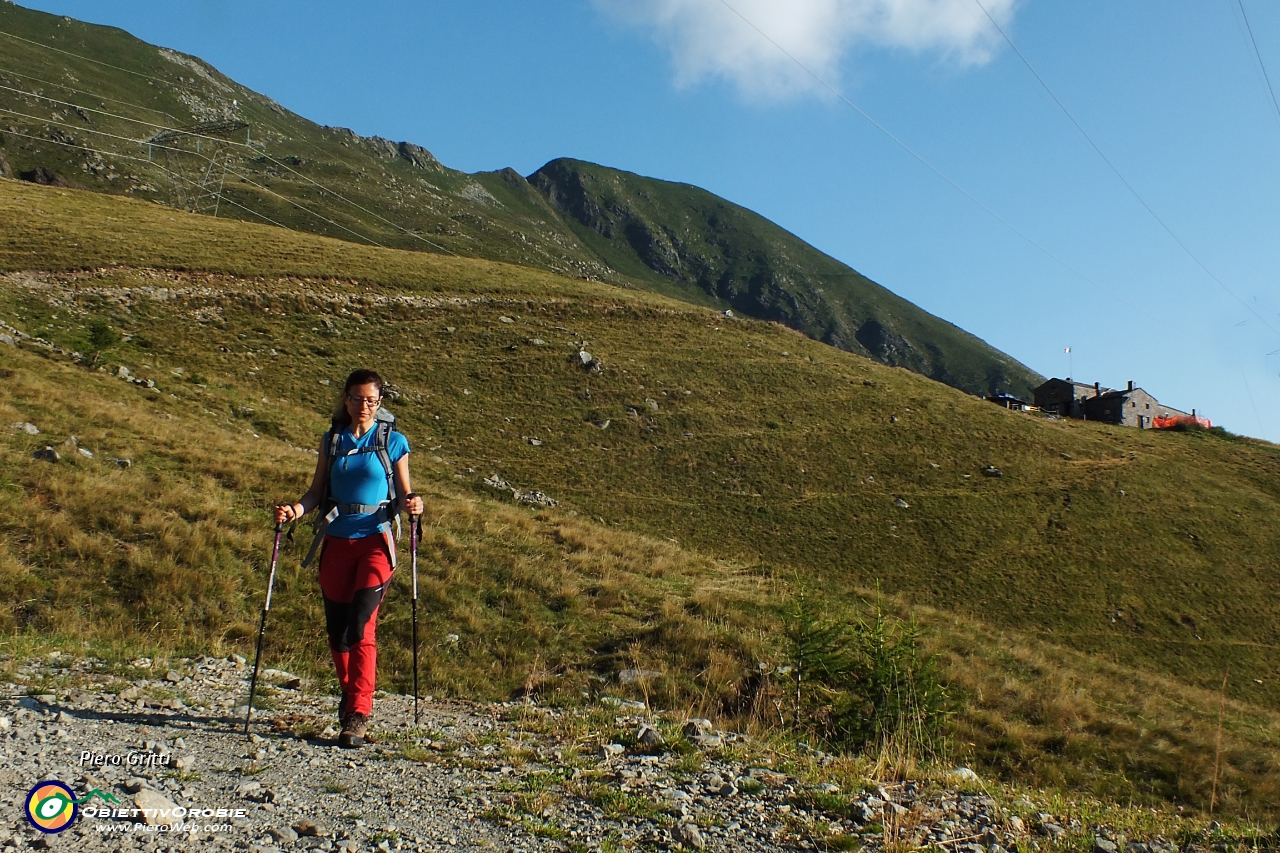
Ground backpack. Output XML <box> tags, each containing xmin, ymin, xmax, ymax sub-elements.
<box><xmin>300</xmin><ymin>407</ymin><xmax>402</xmax><ymax>569</ymax></box>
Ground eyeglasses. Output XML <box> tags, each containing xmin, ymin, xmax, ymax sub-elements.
<box><xmin>347</xmin><ymin>395</ymin><xmax>382</xmax><ymax>409</ymax></box>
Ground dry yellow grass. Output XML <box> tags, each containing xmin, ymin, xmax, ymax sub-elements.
<box><xmin>2</xmin><ymin>179</ymin><xmax>1279</xmax><ymax>821</ymax></box>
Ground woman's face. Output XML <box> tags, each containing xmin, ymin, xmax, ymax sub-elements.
<box><xmin>345</xmin><ymin>381</ymin><xmax>382</xmax><ymax>426</ymax></box>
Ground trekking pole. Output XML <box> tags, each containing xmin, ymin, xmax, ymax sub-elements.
<box><xmin>244</xmin><ymin>521</ymin><xmax>284</xmax><ymax>737</ymax></box>
<box><xmin>410</xmin><ymin>513</ymin><xmax>421</xmax><ymax>727</ymax></box>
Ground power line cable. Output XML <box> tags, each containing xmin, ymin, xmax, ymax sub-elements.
<box><xmin>0</xmin><ymin>65</ymin><xmax>176</xmax><ymax>121</ymax></box>
<box><xmin>1234</xmin><ymin>0</ymin><xmax>1280</xmax><ymax>127</ymax></box>
<box><xmin>714</xmin><ymin>0</ymin><xmax>1148</xmax><ymax>318</ymax></box>
<box><xmin>970</xmin><ymin>0</ymin><xmax>1280</xmax><ymax>340</ymax></box>
<box><xmin>0</xmin><ymin>30</ymin><xmax>459</xmax><ymax>256</ymax></box>
<box><xmin>0</xmin><ymin>125</ymin><xmax>293</xmax><ymax>232</ymax></box>
<box><xmin>0</xmin><ymin>105</ymin><xmax>384</xmax><ymax>246</ymax></box>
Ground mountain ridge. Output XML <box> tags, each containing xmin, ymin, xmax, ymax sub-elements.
<box><xmin>0</xmin><ymin>2</ymin><xmax>1040</xmax><ymax>398</ymax></box>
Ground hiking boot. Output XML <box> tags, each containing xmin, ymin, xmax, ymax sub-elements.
<box><xmin>338</xmin><ymin>712</ymin><xmax>370</xmax><ymax>749</ymax></box>
<box><xmin>337</xmin><ymin>692</ymin><xmax>352</xmax><ymax>729</ymax></box>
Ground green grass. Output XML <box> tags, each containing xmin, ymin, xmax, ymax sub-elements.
<box><xmin>0</xmin><ymin>3</ymin><xmax>1041</xmax><ymax>399</ymax></box>
<box><xmin>0</xmin><ymin>3</ymin><xmax>614</xmax><ymax>277</ymax></box>
<box><xmin>0</xmin><ymin>179</ymin><xmax>1278</xmax><ymax>819</ymax></box>
<box><xmin>530</xmin><ymin>158</ymin><xmax>1043</xmax><ymax>397</ymax></box>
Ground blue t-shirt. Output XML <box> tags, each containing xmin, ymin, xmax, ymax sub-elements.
<box><xmin>323</xmin><ymin>426</ymin><xmax>410</xmax><ymax>539</ymax></box>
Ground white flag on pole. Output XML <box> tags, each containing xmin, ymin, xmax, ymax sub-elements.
<box><xmin>1064</xmin><ymin>347</ymin><xmax>1071</xmax><ymax>354</ymax></box>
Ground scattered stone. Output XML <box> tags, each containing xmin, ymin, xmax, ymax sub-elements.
<box><xmin>133</xmin><ymin>788</ymin><xmax>180</xmax><ymax>826</ymax></box>
<box><xmin>894</xmin><ymin>497</ymin><xmax>910</xmax><ymax>509</ymax></box>
<box><xmin>498</xmin><ymin>316</ymin><xmax>515</xmax><ymax>324</ymax></box>
<box><xmin>528</xmin><ymin>338</ymin><xmax>546</xmax><ymax>346</ymax></box>
<box><xmin>32</xmin><ymin>446</ymin><xmax>60</xmax><ymax>462</ymax></box>
<box><xmin>109</xmin><ymin>457</ymin><xmax>132</xmax><ymax>468</ymax></box>
<box><xmin>644</xmin><ymin>398</ymin><xmax>659</xmax><ymax>411</ymax></box>
<box><xmin>165</xmin><ymin>669</ymin><xmax>183</xmax><ymax>683</ymax></box>
<box><xmin>594</xmin><ymin>419</ymin><xmax>611</xmax><ymax>429</ymax></box>
<box><xmin>983</xmin><ymin>465</ymin><xmax>1003</xmax><ymax>478</ymax></box>
<box><xmin>77</xmin><ymin>447</ymin><xmax>93</xmax><ymax>458</ymax></box>
<box><xmin>637</xmin><ymin>725</ymin><xmax>665</xmax><ymax>746</ymax></box>
<box><xmin>682</xmin><ymin>719</ymin><xmax>713</xmax><ymax>737</ymax></box>
<box><xmin>0</xmin><ymin>647</ymin><xmax>1198</xmax><ymax>853</ymax></box>
<box><xmin>116</xmin><ymin>365</ymin><xmax>131</xmax><ymax>379</ymax></box>
<box><xmin>618</xmin><ymin>668</ymin><xmax>662</xmax><ymax>684</ymax></box>
<box><xmin>674</xmin><ymin>821</ymin><xmax>706</xmax><ymax>849</ymax></box>
<box><xmin>949</xmin><ymin>766</ymin><xmax>980</xmax><ymax>783</ymax></box>
<box><xmin>574</xmin><ymin>350</ymin><xmax>603</xmax><ymax>374</ymax></box>
<box><xmin>484</xmin><ymin>473</ymin><xmax>512</xmax><ymax>491</ymax></box>
<box><xmin>0</xmin><ymin>333</ymin><xmax>13</xmax><ymax>346</ymax></box>
<box><xmin>10</xmin><ymin>421</ymin><xmax>39</xmax><ymax>434</ymax></box>
<box><xmin>513</xmin><ymin>489</ymin><xmax>557</xmax><ymax>507</ymax></box>
<box><xmin>269</xmin><ymin>825</ymin><xmax>299</xmax><ymax>843</ymax></box>
<box><xmin>851</xmin><ymin>802</ymin><xmax>878</xmax><ymax>824</ymax></box>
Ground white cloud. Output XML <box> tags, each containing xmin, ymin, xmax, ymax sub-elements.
<box><xmin>594</xmin><ymin>0</ymin><xmax>1018</xmax><ymax>100</ymax></box>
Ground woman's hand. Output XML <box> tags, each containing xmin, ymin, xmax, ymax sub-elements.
<box><xmin>405</xmin><ymin>492</ymin><xmax>425</xmax><ymax>517</ymax></box>
<box><xmin>274</xmin><ymin>502</ymin><xmax>303</xmax><ymax>524</ymax></box>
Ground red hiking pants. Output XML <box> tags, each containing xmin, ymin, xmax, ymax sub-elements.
<box><xmin>318</xmin><ymin>534</ymin><xmax>394</xmax><ymax>717</ymax></box>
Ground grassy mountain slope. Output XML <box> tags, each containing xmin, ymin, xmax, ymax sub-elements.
<box><xmin>1</xmin><ymin>179</ymin><xmax>1278</xmax><ymax>817</ymax></box>
<box><xmin>0</xmin><ymin>3</ymin><xmax>614</xmax><ymax>279</ymax></box>
<box><xmin>0</xmin><ymin>3</ymin><xmax>1040</xmax><ymax>400</ymax></box>
<box><xmin>526</xmin><ymin>158</ymin><xmax>1041</xmax><ymax>398</ymax></box>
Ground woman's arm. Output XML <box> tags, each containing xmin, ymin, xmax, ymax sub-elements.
<box><xmin>274</xmin><ymin>443</ymin><xmax>330</xmax><ymax>524</ymax></box>
<box><xmin>393</xmin><ymin>454</ymin><xmax>425</xmax><ymax>516</ymax></box>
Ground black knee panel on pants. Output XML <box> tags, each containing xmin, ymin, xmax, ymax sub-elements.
<box><xmin>323</xmin><ymin>584</ymin><xmax>387</xmax><ymax>653</ymax></box>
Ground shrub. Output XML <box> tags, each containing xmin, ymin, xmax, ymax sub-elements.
<box><xmin>782</xmin><ymin>594</ymin><xmax>951</xmax><ymax>762</ymax></box>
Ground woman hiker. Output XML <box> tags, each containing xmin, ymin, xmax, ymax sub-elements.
<box><xmin>274</xmin><ymin>369</ymin><xmax>424</xmax><ymax>748</ymax></box>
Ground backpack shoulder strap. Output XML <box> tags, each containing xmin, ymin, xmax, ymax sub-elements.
<box><xmin>374</xmin><ymin>420</ymin><xmax>397</xmax><ymax>499</ymax></box>
<box><xmin>301</xmin><ymin>427</ymin><xmax>343</xmax><ymax>569</ymax></box>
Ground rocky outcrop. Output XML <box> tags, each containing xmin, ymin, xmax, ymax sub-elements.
<box><xmin>19</xmin><ymin>166</ymin><xmax>72</xmax><ymax>187</ymax></box>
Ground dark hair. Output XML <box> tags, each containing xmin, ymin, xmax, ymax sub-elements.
<box><xmin>331</xmin><ymin>368</ymin><xmax>384</xmax><ymax>425</ymax></box>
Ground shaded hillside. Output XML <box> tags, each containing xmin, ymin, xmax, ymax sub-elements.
<box><xmin>0</xmin><ymin>3</ymin><xmax>613</xmax><ymax>279</ymax></box>
<box><xmin>1</xmin><ymin>179</ymin><xmax>1278</xmax><ymax>816</ymax></box>
<box><xmin>0</xmin><ymin>3</ymin><xmax>1038</xmax><ymax>399</ymax></box>
<box><xmin>527</xmin><ymin>158</ymin><xmax>1040</xmax><ymax>398</ymax></box>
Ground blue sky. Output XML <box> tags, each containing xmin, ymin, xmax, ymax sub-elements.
<box><xmin>17</xmin><ymin>0</ymin><xmax>1280</xmax><ymax>438</ymax></box>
